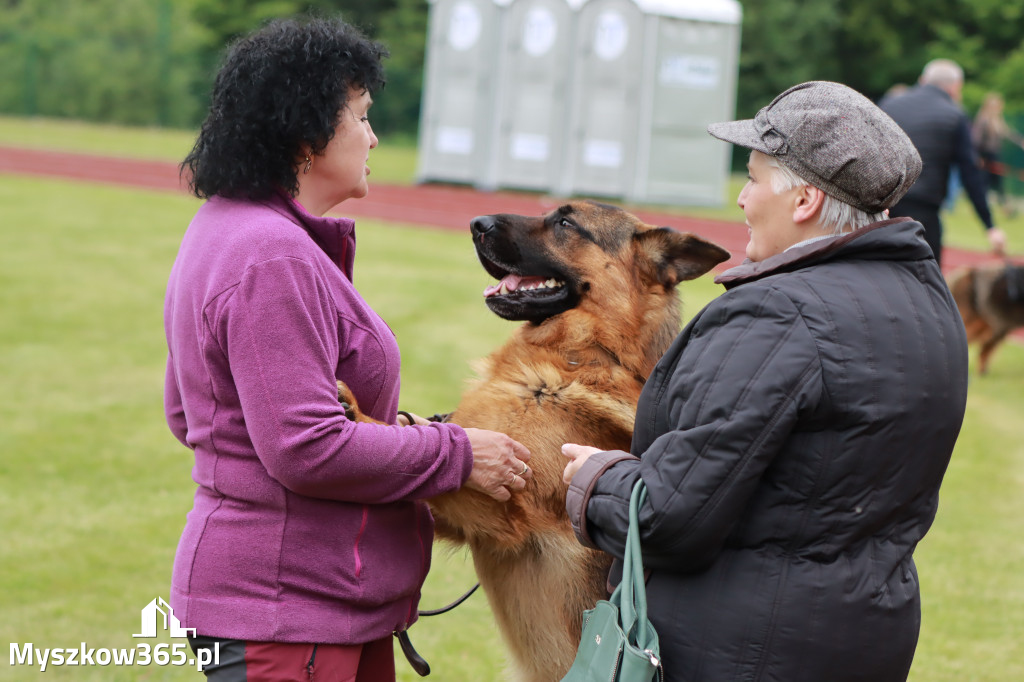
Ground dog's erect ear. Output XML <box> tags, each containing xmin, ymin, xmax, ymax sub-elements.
<box><xmin>635</xmin><ymin>227</ymin><xmax>731</xmax><ymax>287</ymax></box>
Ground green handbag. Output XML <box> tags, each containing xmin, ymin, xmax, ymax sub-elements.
<box><xmin>561</xmin><ymin>480</ymin><xmax>663</xmax><ymax>682</ymax></box>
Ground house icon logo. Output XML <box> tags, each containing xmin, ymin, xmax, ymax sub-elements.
<box><xmin>133</xmin><ymin>597</ymin><xmax>196</xmax><ymax>638</ymax></box>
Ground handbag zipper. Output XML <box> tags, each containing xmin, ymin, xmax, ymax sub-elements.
<box><xmin>645</xmin><ymin>648</ymin><xmax>665</xmax><ymax>681</ymax></box>
<box><xmin>611</xmin><ymin>643</ymin><xmax>622</xmax><ymax>681</ymax></box>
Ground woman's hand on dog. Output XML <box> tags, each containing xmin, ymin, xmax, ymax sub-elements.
<box><xmin>463</xmin><ymin>428</ymin><xmax>532</xmax><ymax>502</ymax></box>
<box><xmin>561</xmin><ymin>443</ymin><xmax>602</xmax><ymax>484</ymax></box>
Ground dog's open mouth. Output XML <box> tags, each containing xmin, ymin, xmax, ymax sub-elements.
<box><xmin>476</xmin><ymin>252</ymin><xmax>577</xmax><ymax>323</ymax></box>
<box><xmin>483</xmin><ymin>273</ymin><xmax>566</xmax><ymax>299</ymax></box>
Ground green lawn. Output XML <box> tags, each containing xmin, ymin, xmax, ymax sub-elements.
<box><xmin>0</xmin><ymin>120</ymin><xmax>1022</xmax><ymax>681</ymax></box>
<box><xmin>0</xmin><ymin>116</ymin><xmax>198</xmax><ymax>163</ymax></box>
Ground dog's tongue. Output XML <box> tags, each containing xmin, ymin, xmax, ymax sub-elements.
<box><xmin>484</xmin><ymin>274</ymin><xmax>523</xmax><ymax>297</ymax></box>
<box><xmin>483</xmin><ymin>274</ymin><xmax>546</xmax><ymax>297</ymax></box>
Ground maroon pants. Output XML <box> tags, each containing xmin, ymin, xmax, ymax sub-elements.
<box><xmin>188</xmin><ymin>635</ymin><xmax>395</xmax><ymax>682</ymax></box>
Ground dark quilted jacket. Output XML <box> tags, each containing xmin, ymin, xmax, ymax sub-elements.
<box><xmin>880</xmin><ymin>84</ymin><xmax>992</xmax><ymax>227</ymax></box>
<box><xmin>566</xmin><ymin>219</ymin><xmax>968</xmax><ymax>681</ymax></box>
<box><xmin>880</xmin><ymin>84</ymin><xmax>965</xmax><ymax>206</ymax></box>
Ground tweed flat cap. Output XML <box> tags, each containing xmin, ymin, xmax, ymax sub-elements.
<box><xmin>707</xmin><ymin>81</ymin><xmax>922</xmax><ymax>213</ymax></box>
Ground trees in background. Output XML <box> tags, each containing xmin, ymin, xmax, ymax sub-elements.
<box><xmin>1</xmin><ymin>0</ymin><xmax>1022</xmax><ymax>136</ymax></box>
<box><xmin>737</xmin><ymin>0</ymin><xmax>1024</xmax><ymax>117</ymax></box>
<box><xmin>0</xmin><ymin>0</ymin><xmax>205</xmax><ymax>127</ymax></box>
<box><xmin>0</xmin><ymin>0</ymin><xmax>424</xmax><ymax>133</ymax></box>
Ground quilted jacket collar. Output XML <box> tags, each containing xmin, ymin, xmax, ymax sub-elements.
<box><xmin>714</xmin><ymin>218</ymin><xmax>932</xmax><ymax>289</ymax></box>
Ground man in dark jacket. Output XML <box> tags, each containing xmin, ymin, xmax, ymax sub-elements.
<box><xmin>880</xmin><ymin>58</ymin><xmax>1006</xmax><ymax>267</ymax></box>
<box><xmin>564</xmin><ymin>81</ymin><xmax>968</xmax><ymax>681</ymax></box>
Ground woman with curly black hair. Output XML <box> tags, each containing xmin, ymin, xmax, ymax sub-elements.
<box><xmin>165</xmin><ymin>16</ymin><xmax>531</xmax><ymax>681</ymax></box>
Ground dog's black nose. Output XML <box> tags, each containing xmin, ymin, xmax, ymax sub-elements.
<box><xmin>471</xmin><ymin>215</ymin><xmax>497</xmax><ymax>236</ymax></box>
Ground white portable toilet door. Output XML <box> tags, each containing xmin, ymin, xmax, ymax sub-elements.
<box><xmin>416</xmin><ymin>0</ymin><xmax>504</xmax><ymax>185</ymax></box>
<box><xmin>491</xmin><ymin>0</ymin><xmax>574</xmax><ymax>192</ymax></box>
<box><xmin>635</xmin><ymin>15</ymin><xmax>740</xmax><ymax>205</ymax></box>
<box><xmin>563</xmin><ymin>0</ymin><xmax>645</xmax><ymax>198</ymax></box>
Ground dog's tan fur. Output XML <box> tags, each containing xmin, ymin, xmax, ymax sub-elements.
<box><xmin>340</xmin><ymin>201</ymin><xmax>729</xmax><ymax>681</ymax></box>
<box><xmin>433</xmin><ymin>202</ymin><xmax>728</xmax><ymax>681</ymax></box>
<box><xmin>947</xmin><ymin>263</ymin><xmax>1024</xmax><ymax>374</ymax></box>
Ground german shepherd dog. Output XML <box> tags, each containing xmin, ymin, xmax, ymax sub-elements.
<box><xmin>947</xmin><ymin>262</ymin><xmax>1024</xmax><ymax>374</ymax></box>
<box><xmin>341</xmin><ymin>201</ymin><xmax>729</xmax><ymax>681</ymax></box>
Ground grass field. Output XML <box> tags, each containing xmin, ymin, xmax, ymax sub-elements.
<box><xmin>1</xmin><ymin>119</ymin><xmax>1022</xmax><ymax>680</ymax></box>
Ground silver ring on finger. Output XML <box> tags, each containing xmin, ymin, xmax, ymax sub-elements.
<box><xmin>518</xmin><ymin>463</ymin><xmax>529</xmax><ymax>476</ymax></box>
<box><xmin>507</xmin><ymin>471</ymin><xmax>518</xmax><ymax>486</ymax></box>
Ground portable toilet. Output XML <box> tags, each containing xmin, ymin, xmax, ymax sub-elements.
<box><xmin>556</xmin><ymin>0</ymin><xmax>647</xmax><ymax>199</ymax></box>
<box><xmin>559</xmin><ymin>0</ymin><xmax>742</xmax><ymax>206</ymax></box>
<box><xmin>631</xmin><ymin>0</ymin><xmax>742</xmax><ymax>205</ymax></box>
<box><xmin>486</xmin><ymin>0</ymin><xmax>579</xmax><ymax>192</ymax></box>
<box><xmin>416</xmin><ymin>0</ymin><xmax>510</xmax><ymax>185</ymax></box>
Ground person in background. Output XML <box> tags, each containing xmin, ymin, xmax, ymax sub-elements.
<box><xmin>972</xmin><ymin>91</ymin><xmax>1024</xmax><ymax>219</ymax></box>
<box><xmin>165</xmin><ymin>16</ymin><xmax>531</xmax><ymax>681</ymax></box>
<box><xmin>563</xmin><ymin>81</ymin><xmax>968</xmax><ymax>681</ymax></box>
<box><xmin>880</xmin><ymin>58</ymin><xmax>1006</xmax><ymax>268</ymax></box>
<box><xmin>882</xmin><ymin>82</ymin><xmax>909</xmax><ymax>100</ymax></box>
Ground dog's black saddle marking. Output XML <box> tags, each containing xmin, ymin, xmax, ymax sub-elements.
<box><xmin>1006</xmin><ymin>264</ymin><xmax>1024</xmax><ymax>304</ymax></box>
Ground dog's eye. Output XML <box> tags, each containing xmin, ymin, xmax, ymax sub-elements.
<box><xmin>559</xmin><ymin>218</ymin><xmax>573</xmax><ymax>228</ymax></box>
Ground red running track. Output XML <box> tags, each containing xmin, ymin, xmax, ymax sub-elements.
<box><xmin>0</xmin><ymin>144</ymin><xmax>1013</xmax><ymax>276</ymax></box>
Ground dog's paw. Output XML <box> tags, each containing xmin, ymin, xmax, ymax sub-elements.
<box><xmin>336</xmin><ymin>380</ymin><xmax>385</xmax><ymax>424</ymax></box>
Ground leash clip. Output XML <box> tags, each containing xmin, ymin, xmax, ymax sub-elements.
<box><xmin>393</xmin><ymin>584</ymin><xmax>479</xmax><ymax>677</ymax></box>
<box><xmin>395</xmin><ymin>630</ymin><xmax>430</xmax><ymax>677</ymax></box>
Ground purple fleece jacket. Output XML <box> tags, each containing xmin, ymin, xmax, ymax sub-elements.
<box><xmin>163</xmin><ymin>192</ymin><xmax>473</xmax><ymax>644</ymax></box>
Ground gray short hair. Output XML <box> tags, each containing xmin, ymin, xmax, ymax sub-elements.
<box><xmin>764</xmin><ymin>156</ymin><xmax>886</xmax><ymax>235</ymax></box>
<box><xmin>920</xmin><ymin>59</ymin><xmax>964</xmax><ymax>88</ymax></box>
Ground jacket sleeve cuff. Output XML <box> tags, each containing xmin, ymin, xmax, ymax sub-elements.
<box><xmin>443</xmin><ymin>423</ymin><xmax>475</xmax><ymax>487</ymax></box>
<box><xmin>566</xmin><ymin>450</ymin><xmax>638</xmax><ymax>549</ymax></box>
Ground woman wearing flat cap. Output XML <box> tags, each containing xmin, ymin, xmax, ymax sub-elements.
<box><xmin>563</xmin><ymin>81</ymin><xmax>968</xmax><ymax>681</ymax></box>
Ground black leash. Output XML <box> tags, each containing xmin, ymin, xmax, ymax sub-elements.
<box><xmin>419</xmin><ymin>582</ymin><xmax>480</xmax><ymax>616</ymax></box>
<box><xmin>393</xmin><ymin>407</ymin><xmax>469</xmax><ymax>676</ymax></box>
<box><xmin>394</xmin><ymin>632</ymin><xmax>431</xmax><ymax>677</ymax></box>
<box><xmin>395</xmin><ymin>583</ymin><xmax>481</xmax><ymax>676</ymax></box>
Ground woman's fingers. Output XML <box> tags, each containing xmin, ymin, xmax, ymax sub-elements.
<box><xmin>463</xmin><ymin>428</ymin><xmax>533</xmax><ymax>501</ymax></box>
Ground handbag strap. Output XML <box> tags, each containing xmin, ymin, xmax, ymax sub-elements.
<box><xmin>613</xmin><ymin>479</ymin><xmax>653</xmax><ymax>650</ymax></box>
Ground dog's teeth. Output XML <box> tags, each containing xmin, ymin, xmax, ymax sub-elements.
<box><xmin>499</xmin><ymin>282</ymin><xmax>509</xmax><ymax>295</ymax></box>
<box><xmin>545</xmin><ymin>279</ymin><xmax>557</xmax><ymax>288</ymax></box>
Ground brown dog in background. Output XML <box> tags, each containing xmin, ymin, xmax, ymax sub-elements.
<box><xmin>947</xmin><ymin>262</ymin><xmax>1024</xmax><ymax>374</ymax></box>
<box><xmin>341</xmin><ymin>201</ymin><xmax>729</xmax><ymax>681</ymax></box>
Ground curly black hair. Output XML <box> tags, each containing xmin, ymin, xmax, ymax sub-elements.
<box><xmin>181</xmin><ymin>16</ymin><xmax>388</xmax><ymax>200</ymax></box>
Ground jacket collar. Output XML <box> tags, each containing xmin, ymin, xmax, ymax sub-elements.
<box><xmin>920</xmin><ymin>83</ymin><xmax>954</xmax><ymax>103</ymax></box>
<box><xmin>262</xmin><ymin>190</ymin><xmax>356</xmax><ymax>278</ymax></box>
<box><xmin>714</xmin><ymin>218</ymin><xmax>933</xmax><ymax>289</ymax></box>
